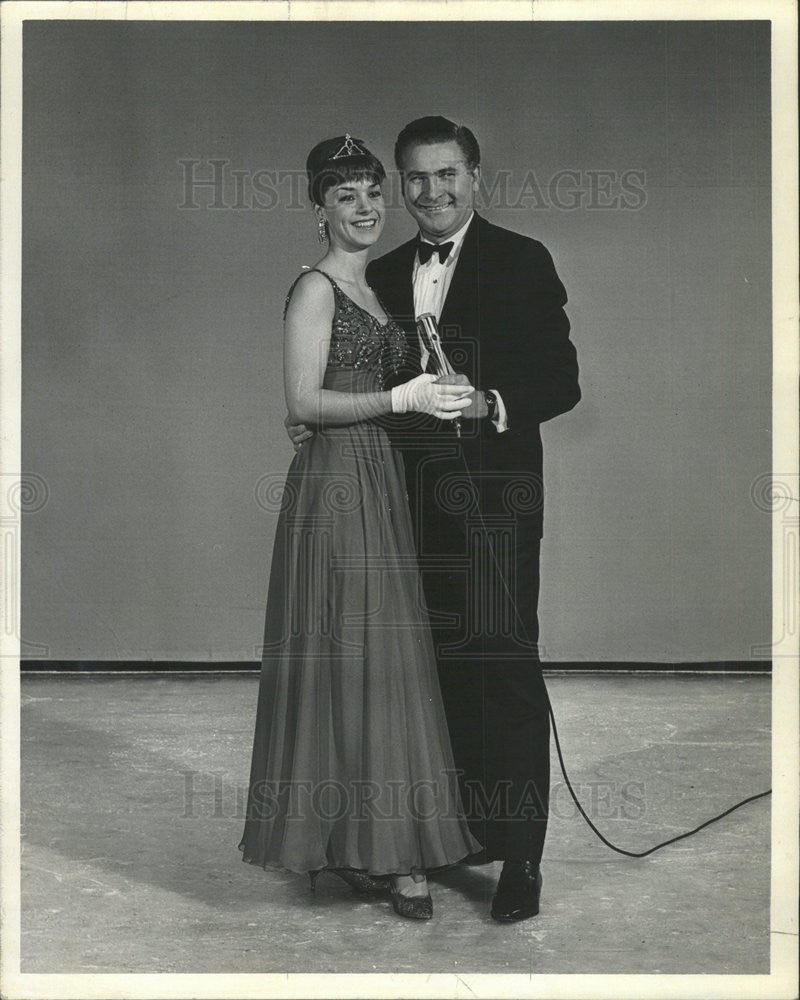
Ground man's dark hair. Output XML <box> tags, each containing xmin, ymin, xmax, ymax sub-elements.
<box><xmin>394</xmin><ymin>116</ymin><xmax>481</xmax><ymax>172</ymax></box>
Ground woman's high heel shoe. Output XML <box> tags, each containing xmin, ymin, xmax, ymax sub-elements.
<box><xmin>309</xmin><ymin>868</ymin><xmax>389</xmax><ymax>894</ymax></box>
<box><xmin>389</xmin><ymin>874</ymin><xmax>433</xmax><ymax>920</ymax></box>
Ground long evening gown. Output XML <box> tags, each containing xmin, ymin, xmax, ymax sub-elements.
<box><xmin>238</xmin><ymin>269</ymin><xmax>479</xmax><ymax>876</ymax></box>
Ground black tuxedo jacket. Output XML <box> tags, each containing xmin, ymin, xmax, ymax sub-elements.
<box><xmin>367</xmin><ymin>212</ymin><xmax>580</xmax><ymax>539</ymax></box>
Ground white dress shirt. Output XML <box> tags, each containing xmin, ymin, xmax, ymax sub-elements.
<box><xmin>412</xmin><ymin>213</ymin><xmax>509</xmax><ymax>432</ymax></box>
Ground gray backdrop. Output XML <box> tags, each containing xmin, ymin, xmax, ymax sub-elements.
<box><xmin>21</xmin><ymin>19</ymin><xmax>771</xmax><ymax>662</ymax></box>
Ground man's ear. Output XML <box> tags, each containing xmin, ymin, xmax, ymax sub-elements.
<box><xmin>471</xmin><ymin>164</ymin><xmax>482</xmax><ymax>192</ymax></box>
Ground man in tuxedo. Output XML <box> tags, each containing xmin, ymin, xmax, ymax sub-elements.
<box><xmin>365</xmin><ymin>117</ymin><xmax>581</xmax><ymax>922</ymax></box>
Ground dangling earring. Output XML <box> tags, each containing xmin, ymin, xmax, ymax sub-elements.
<box><xmin>317</xmin><ymin>218</ymin><xmax>328</xmax><ymax>244</ymax></box>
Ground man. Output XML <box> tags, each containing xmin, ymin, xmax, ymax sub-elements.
<box><xmin>367</xmin><ymin>117</ymin><xmax>580</xmax><ymax>923</ymax></box>
<box><xmin>290</xmin><ymin>116</ymin><xmax>580</xmax><ymax>922</ymax></box>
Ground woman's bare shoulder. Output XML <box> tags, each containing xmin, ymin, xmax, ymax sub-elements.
<box><xmin>284</xmin><ymin>268</ymin><xmax>335</xmax><ymax>319</ymax></box>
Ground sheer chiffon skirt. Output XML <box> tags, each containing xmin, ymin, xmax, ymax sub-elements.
<box><xmin>238</xmin><ymin>419</ymin><xmax>480</xmax><ymax>875</ymax></box>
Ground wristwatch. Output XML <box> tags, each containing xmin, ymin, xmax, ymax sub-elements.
<box><xmin>483</xmin><ymin>390</ymin><xmax>498</xmax><ymax>421</ymax></box>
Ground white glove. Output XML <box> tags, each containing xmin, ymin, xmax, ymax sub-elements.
<box><xmin>391</xmin><ymin>372</ymin><xmax>473</xmax><ymax>420</ymax></box>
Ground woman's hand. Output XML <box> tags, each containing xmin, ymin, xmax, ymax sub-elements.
<box><xmin>284</xmin><ymin>413</ymin><xmax>314</xmax><ymax>453</ymax></box>
<box><xmin>391</xmin><ymin>372</ymin><xmax>474</xmax><ymax>420</ymax></box>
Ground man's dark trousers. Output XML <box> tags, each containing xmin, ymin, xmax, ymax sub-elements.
<box><xmin>368</xmin><ymin>212</ymin><xmax>580</xmax><ymax>865</ymax></box>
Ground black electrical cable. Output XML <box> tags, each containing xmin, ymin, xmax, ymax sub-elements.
<box><xmin>453</xmin><ymin>445</ymin><xmax>771</xmax><ymax>857</ymax></box>
<box><xmin>547</xmin><ymin>696</ymin><xmax>771</xmax><ymax>857</ymax></box>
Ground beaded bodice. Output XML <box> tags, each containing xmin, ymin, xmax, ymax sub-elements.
<box><xmin>285</xmin><ymin>269</ymin><xmax>407</xmax><ymax>391</ymax></box>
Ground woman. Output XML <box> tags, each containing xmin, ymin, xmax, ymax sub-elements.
<box><xmin>238</xmin><ymin>134</ymin><xmax>480</xmax><ymax>920</ymax></box>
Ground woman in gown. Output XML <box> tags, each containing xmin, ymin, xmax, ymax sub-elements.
<box><xmin>238</xmin><ymin>134</ymin><xmax>480</xmax><ymax>919</ymax></box>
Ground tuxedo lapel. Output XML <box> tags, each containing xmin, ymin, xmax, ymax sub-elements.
<box><xmin>439</xmin><ymin>213</ymin><xmax>481</xmax><ymax>343</ymax></box>
<box><xmin>383</xmin><ymin>240</ymin><xmax>417</xmax><ymax>330</ymax></box>
<box><xmin>384</xmin><ymin>239</ymin><xmax>421</xmax><ymax>372</ymax></box>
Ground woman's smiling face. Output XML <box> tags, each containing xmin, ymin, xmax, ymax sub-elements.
<box><xmin>319</xmin><ymin>178</ymin><xmax>385</xmax><ymax>252</ymax></box>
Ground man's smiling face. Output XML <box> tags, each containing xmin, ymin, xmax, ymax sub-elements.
<box><xmin>400</xmin><ymin>140</ymin><xmax>480</xmax><ymax>242</ymax></box>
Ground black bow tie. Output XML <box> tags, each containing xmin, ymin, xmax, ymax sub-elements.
<box><xmin>417</xmin><ymin>240</ymin><xmax>454</xmax><ymax>265</ymax></box>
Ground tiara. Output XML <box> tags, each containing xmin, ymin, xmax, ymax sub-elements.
<box><xmin>330</xmin><ymin>133</ymin><xmax>367</xmax><ymax>160</ymax></box>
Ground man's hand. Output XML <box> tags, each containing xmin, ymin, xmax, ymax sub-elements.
<box><xmin>436</xmin><ymin>374</ymin><xmax>489</xmax><ymax>419</ymax></box>
<box><xmin>284</xmin><ymin>413</ymin><xmax>314</xmax><ymax>453</ymax></box>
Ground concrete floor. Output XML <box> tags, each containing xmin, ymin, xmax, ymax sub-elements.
<box><xmin>19</xmin><ymin>673</ymin><xmax>771</xmax><ymax>975</ymax></box>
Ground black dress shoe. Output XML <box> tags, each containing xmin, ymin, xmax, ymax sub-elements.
<box><xmin>490</xmin><ymin>861</ymin><xmax>542</xmax><ymax>923</ymax></box>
